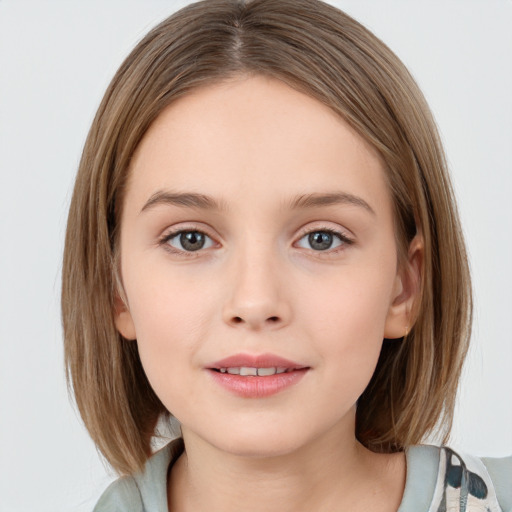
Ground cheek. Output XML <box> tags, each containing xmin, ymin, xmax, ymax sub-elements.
<box><xmin>126</xmin><ymin>255</ymin><xmax>215</xmax><ymax>333</ymax></box>
<box><xmin>299</xmin><ymin>262</ymin><xmax>395</xmax><ymax>386</ymax></box>
<box><xmin>123</xmin><ymin>269</ymin><xmax>216</xmax><ymax>390</ymax></box>
<box><xmin>304</xmin><ymin>258</ymin><xmax>394</xmax><ymax>334</ymax></box>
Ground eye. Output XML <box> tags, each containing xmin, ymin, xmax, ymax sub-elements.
<box><xmin>161</xmin><ymin>229</ymin><xmax>215</xmax><ymax>253</ymax></box>
<box><xmin>296</xmin><ymin>228</ymin><xmax>353</xmax><ymax>252</ymax></box>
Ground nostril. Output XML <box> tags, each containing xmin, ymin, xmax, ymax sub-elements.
<box><xmin>228</xmin><ymin>315</ymin><xmax>282</xmax><ymax>326</ymax></box>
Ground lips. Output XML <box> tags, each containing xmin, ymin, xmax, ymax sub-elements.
<box><xmin>208</xmin><ymin>353</ymin><xmax>307</xmax><ymax>371</ymax></box>
<box><xmin>206</xmin><ymin>353</ymin><xmax>309</xmax><ymax>398</ymax></box>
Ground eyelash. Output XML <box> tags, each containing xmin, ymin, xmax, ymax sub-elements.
<box><xmin>158</xmin><ymin>225</ymin><xmax>354</xmax><ymax>258</ymax></box>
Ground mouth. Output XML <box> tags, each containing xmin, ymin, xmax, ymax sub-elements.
<box><xmin>212</xmin><ymin>366</ymin><xmax>302</xmax><ymax>376</ymax></box>
<box><xmin>206</xmin><ymin>353</ymin><xmax>310</xmax><ymax>398</ymax></box>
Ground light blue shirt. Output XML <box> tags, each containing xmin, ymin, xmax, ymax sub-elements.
<box><xmin>94</xmin><ymin>438</ymin><xmax>512</xmax><ymax>511</ymax></box>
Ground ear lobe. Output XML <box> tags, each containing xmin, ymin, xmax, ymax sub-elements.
<box><xmin>384</xmin><ymin>234</ymin><xmax>423</xmax><ymax>339</ymax></box>
<box><xmin>113</xmin><ymin>294</ymin><xmax>137</xmax><ymax>340</ymax></box>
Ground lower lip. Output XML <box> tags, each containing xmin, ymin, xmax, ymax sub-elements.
<box><xmin>207</xmin><ymin>369</ymin><xmax>309</xmax><ymax>398</ymax></box>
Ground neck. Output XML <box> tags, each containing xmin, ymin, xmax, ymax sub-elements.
<box><xmin>168</xmin><ymin>415</ymin><xmax>405</xmax><ymax>512</ymax></box>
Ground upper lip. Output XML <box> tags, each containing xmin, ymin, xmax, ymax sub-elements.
<box><xmin>207</xmin><ymin>353</ymin><xmax>308</xmax><ymax>370</ymax></box>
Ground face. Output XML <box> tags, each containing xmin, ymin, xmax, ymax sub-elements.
<box><xmin>115</xmin><ymin>75</ymin><xmax>413</xmax><ymax>457</ymax></box>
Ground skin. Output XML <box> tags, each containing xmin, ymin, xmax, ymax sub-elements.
<box><xmin>115</xmin><ymin>75</ymin><xmax>422</xmax><ymax>512</ymax></box>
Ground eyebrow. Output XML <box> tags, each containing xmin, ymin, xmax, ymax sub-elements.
<box><xmin>287</xmin><ymin>192</ymin><xmax>375</xmax><ymax>215</ymax></box>
<box><xmin>140</xmin><ymin>190</ymin><xmax>375</xmax><ymax>216</ymax></box>
<box><xmin>141</xmin><ymin>191</ymin><xmax>229</xmax><ymax>213</ymax></box>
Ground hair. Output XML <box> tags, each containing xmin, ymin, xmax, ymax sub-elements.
<box><xmin>62</xmin><ymin>0</ymin><xmax>472</xmax><ymax>475</ymax></box>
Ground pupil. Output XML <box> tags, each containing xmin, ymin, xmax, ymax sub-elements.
<box><xmin>309</xmin><ymin>232</ymin><xmax>332</xmax><ymax>251</ymax></box>
<box><xmin>180</xmin><ymin>232</ymin><xmax>205</xmax><ymax>251</ymax></box>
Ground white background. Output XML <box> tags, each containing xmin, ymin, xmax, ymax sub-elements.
<box><xmin>0</xmin><ymin>1</ymin><xmax>511</xmax><ymax>511</ymax></box>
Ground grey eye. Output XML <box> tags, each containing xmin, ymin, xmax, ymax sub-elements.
<box><xmin>297</xmin><ymin>230</ymin><xmax>344</xmax><ymax>251</ymax></box>
<box><xmin>167</xmin><ymin>231</ymin><xmax>214</xmax><ymax>252</ymax></box>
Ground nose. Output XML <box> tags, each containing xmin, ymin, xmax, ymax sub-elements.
<box><xmin>221</xmin><ymin>246</ymin><xmax>291</xmax><ymax>331</ymax></box>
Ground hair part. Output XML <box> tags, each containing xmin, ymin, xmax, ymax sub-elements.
<box><xmin>62</xmin><ymin>0</ymin><xmax>472</xmax><ymax>475</ymax></box>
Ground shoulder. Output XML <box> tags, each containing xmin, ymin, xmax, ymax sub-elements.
<box><xmin>481</xmin><ymin>454</ymin><xmax>512</xmax><ymax>512</ymax></box>
<box><xmin>93</xmin><ymin>476</ymin><xmax>142</xmax><ymax>512</ymax></box>
<box><xmin>405</xmin><ymin>445</ymin><xmax>511</xmax><ymax>512</ymax></box>
<box><xmin>93</xmin><ymin>438</ymin><xmax>184</xmax><ymax>512</ymax></box>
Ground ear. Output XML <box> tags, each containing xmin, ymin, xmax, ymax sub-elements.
<box><xmin>113</xmin><ymin>293</ymin><xmax>137</xmax><ymax>340</ymax></box>
<box><xmin>384</xmin><ymin>234</ymin><xmax>423</xmax><ymax>339</ymax></box>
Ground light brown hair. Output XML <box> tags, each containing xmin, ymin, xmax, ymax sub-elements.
<box><xmin>62</xmin><ymin>0</ymin><xmax>472</xmax><ymax>475</ymax></box>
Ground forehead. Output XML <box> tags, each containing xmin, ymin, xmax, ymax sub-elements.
<box><xmin>126</xmin><ymin>75</ymin><xmax>391</xmax><ymax>217</ymax></box>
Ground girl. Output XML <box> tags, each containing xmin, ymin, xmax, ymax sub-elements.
<box><xmin>61</xmin><ymin>0</ymin><xmax>511</xmax><ymax>510</ymax></box>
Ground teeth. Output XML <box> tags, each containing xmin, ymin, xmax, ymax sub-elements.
<box><xmin>218</xmin><ymin>366</ymin><xmax>293</xmax><ymax>376</ymax></box>
<box><xmin>240</xmin><ymin>367</ymin><xmax>258</xmax><ymax>376</ymax></box>
<box><xmin>257</xmin><ymin>367</ymin><xmax>276</xmax><ymax>376</ymax></box>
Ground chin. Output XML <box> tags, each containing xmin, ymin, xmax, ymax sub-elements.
<box><xmin>183</xmin><ymin>417</ymin><xmax>310</xmax><ymax>459</ymax></box>
<box><xmin>216</xmin><ymin>432</ymin><xmax>305</xmax><ymax>459</ymax></box>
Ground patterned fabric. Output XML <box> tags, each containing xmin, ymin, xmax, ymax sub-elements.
<box><xmin>431</xmin><ymin>448</ymin><xmax>503</xmax><ymax>512</ymax></box>
<box><xmin>93</xmin><ymin>441</ymin><xmax>510</xmax><ymax>511</ymax></box>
